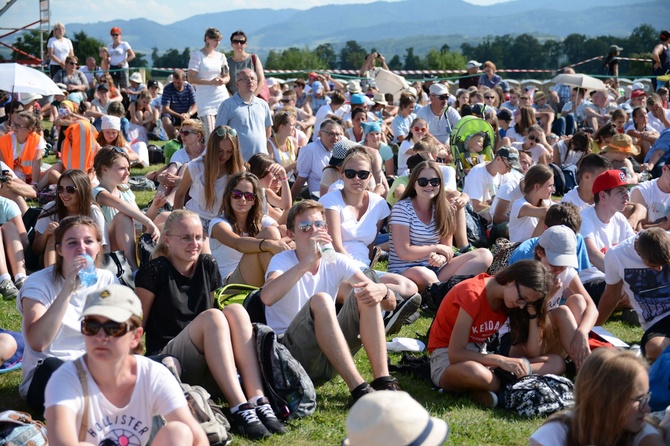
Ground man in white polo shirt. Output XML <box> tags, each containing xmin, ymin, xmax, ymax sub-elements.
<box><xmin>415</xmin><ymin>83</ymin><xmax>461</xmax><ymax>144</ymax></box>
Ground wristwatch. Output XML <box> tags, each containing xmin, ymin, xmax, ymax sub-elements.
<box><xmin>383</xmin><ymin>287</ymin><xmax>391</xmax><ymax>300</ymax></box>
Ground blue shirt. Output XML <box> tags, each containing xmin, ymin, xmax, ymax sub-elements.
<box><xmin>215</xmin><ymin>93</ymin><xmax>272</xmax><ymax>162</ymax></box>
<box><xmin>645</xmin><ymin>127</ymin><xmax>670</xmax><ymax>165</ymax></box>
<box><xmin>161</xmin><ymin>82</ymin><xmax>196</xmax><ymax>114</ymax></box>
<box><xmin>509</xmin><ymin>233</ymin><xmax>592</xmax><ymax>272</ymax></box>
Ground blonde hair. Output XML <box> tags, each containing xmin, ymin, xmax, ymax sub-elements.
<box><xmin>152</xmin><ymin>210</ymin><xmax>201</xmax><ymax>259</ymax></box>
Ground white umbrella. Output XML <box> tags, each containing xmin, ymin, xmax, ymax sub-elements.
<box><xmin>373</xmin><ymin>68</ymin><xmax>410</xmax><ymax>102</ymax></box>
<box><xmin>0</xmin><ymin>63</ymin><xmax>63</xmax><ymax>96</ymax></box>
<box><xmin>551</xmin><ymin>73</ymin><xmax>606</xmax><ymax>91</ymax></box>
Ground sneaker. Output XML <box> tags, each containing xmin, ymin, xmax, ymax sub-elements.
<box><xmin>254</xmin><ymin>397</ymin><xmax>285</xmax><ymax>434</ymax></box>
<box><xmin>471</xmin><ymin>390</ymin><xmax>498</xmax><ymax>408</ymax></box>
<box><xmin>370</xmin><ymin>376</ymin><xmax>401</xmax><ymax>391</ymax></box>
<box><xmin>14</xmin><ymin>277</ymin><xmax>26</xmax><ymax>291</ymax></box>
<box><xmin>0</xmin><ymin>278</ymin><xmax>18</xmax><ymax>300</ymax></box>
<box><xmin>384</xmin><ymin>293</ymin><xmax>421</xmax><ymax>335</ymax></box>
<box><xmin>350</xmin><ymin>382</ymin><xmax>374</xmax><ymax>405</ymax></box>
<box><xmin>231</xmin><ymin>403</ymin><xmax>271</xmax><ymax>440</ymax></box>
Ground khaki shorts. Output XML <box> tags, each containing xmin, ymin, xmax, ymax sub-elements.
<box><xmin>430</xmin><ymin>342</ymin><xmax>485</xmax><ymax>387</ymax></box>
<box><xmin>224</xmin><ymin>265</ymin><xmax>247</xmax><ymax>286</ymax></box>
<box><xmin>161</xmin><ymin>326</ymin><xmax>220</xmax><ymax>396</ymax></box>
<box><xmin>281</xmin><ymin>290</ymin><xmax>362</xmax><ymax>383</ymax></box>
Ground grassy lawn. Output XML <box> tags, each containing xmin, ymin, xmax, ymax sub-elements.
<box><xmin>2</xmin><ymin>151</ymin><xmax>645</xmax><ymax>444</ymax></box>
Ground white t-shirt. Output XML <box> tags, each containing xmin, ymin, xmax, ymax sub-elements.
<box><xmin>578</xmin><ymin>206</ymin><xmax>634</xmax><ymax>283</ymax></box>
<box><xmin>319</xmin><ymin>190</ymin><xmax>390</xmax><ymax>266</ymax></box>
<box><xmin>296</xmin><ymin>139</ymin><xmax>331</xmax><ymax>195</ymax></box>
<box><xmin>547</xmin><ymin>267</ymin><xmax>578</xmax><ymax>311</ymax></box>
<box><xmin>183</xmin><ymin>157</ymin><xmax>229</xmax><ymax>221</ymax></box>
<box><xmin>208</xmin><ymin>214</ymin><xmax>277</xmax><ymax>278</ymax></box>
<box><xmin>632</xmin><ymin>179</ymin><xmax>670</xmax><ymax>223</ymax></box>
<box><xmin>314</xmin><ymin>104</ymin><xmax>347</xmax><ymax>137</ymax></box>
<box><xmin>462</xmin><ymin>162</ymin><xmax>500</xmax><ymax>205</ymax></box>
<box><xmin>397</xmin><ymin>139</ymin><xmax>415</xmax><ymax>174</ymax></box>
<box><xmin>44</xmin><ymin>355</ymin><xmax>186</xmax><ymax>446</ymax></box>
<box><xmin>554</xmin><ymin>140</ymin><xmax>583</xmax><ymax>167</ymax></box>
<box><xmin>561</xmin><ymin>186</ymin><xmax>592</xmax><ymax>212</ymax></box>
<box><xmin>605</xmin><ymin>234</ymin><xmax>670</xmax><ymax>331</ymax></box>
<box><xmin>508</xmin><ymin>197</ymin><xmax>551</xmax><ymax>243</ymax></box>
<box><xmin>16</xmin><ymin>266</ymin><xmax>117</xmax><ymax>398</ymax></box>
<box><xmin>490</xmin><ymin>171</ymin><xmax>523</xmax><ymax>218</ymax></box>
<box><xmin>108</xmin><ymin>41</ymin><xmax>132</xmax><ymax>67</ymax></box>
<box><xmin>35</xmin><ymin>202</ymin><xmax>109</xmax><ymax>248</ymax></box>
<box><xmin>264</xmin><ymin>250</ymin><xmax>359</xmax><ymax>334</ymax></box>
<box><xmin>47</xmin><ymin>37</ymin><xmax>73</xmax><ymax>67</ymax></box>
<box><xmin>530</xmin><ymin>416</ymin><xmax>660</xmax><ymax>446</ymax></box>
<box><xmin>511</xmin><ymin>141</ymin><xmax>548</xmax><ymax>165</ymax></box>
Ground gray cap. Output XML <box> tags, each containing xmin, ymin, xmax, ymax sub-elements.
<box><xmin>538</xmin><ymin>225</ymin><xmax>578</xmax><ymax>268</ymax></box>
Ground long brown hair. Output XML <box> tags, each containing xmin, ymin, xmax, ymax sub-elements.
<box><xmin>41</xmin><ymin>169</ymin><xmax>98</xmax><ymax>221</ymax></box>
<box><xmin>202</xmin><ymin>126</ymin><xmax>244</xmax><ymax>211</ymax></box>
<box><xmin>399</xmin><ymin>160</ymin><xmax>455</xmax><ymax>239</ymax></box>
<box><xmin>220</xmin><ymin>172</ymin><xmax>264</xmax><ymax>237</ymax></box>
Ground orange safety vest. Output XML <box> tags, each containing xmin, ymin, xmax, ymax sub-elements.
<box><xmin>61</xmin><ymin>121</ymin><xmax>98</xmax><ymax>172</ymax></box>
<box><xmin>0</xmin><ymin>132</ymin><xmax>41</xmax><ymax>177</ymax></box>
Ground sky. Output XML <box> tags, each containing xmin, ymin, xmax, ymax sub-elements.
<box><xmin>1</xmin><ymin>0</ymin><xmax>509</xmax><ymax>28</ymax></box>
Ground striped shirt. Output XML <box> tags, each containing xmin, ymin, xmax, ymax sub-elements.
<box><xmin>388</xmin><ymin>198</ymin><xmax>440</xmax><ymax>274</ymax></box>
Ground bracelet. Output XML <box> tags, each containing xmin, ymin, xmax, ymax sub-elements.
<box><xmin>383</xmin><ymin>286</ymin><xmax>391</xmax><ymax>300</ymax></box>
<box><xmin>259</xmin><ymin>239</ymin><xmax>266</xmax><ymax>252</ymax></box>
<box><xmin>527</xmin><ymin>312</ymin><xmax>540</xmax><ymax>320</ymax></box>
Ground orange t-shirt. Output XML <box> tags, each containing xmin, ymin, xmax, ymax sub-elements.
<box><xmin>427</xmin><ymin>273</ymin><xmax>507</xmax><ymax>353</ymax></box>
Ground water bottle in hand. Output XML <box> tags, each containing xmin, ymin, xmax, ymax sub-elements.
<box><xmin>78</xmin><ymin>254</ymin><xmax>98</xmax><ymax>288</ymax></box>
<box><xmin>319</xmin><ymin>242</ymin><xmax>337</xmax><ymax>265</ymax></box>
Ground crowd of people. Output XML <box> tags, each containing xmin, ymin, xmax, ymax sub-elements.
<box><xmin>2</xmin><ymin>23</ymin><xmax>670</xmax><ymax>446</ymax></box>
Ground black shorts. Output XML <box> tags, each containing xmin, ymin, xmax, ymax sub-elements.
<box><xmin>582</xmin><ymin>278</ymin><xmax>606</xmax><ymax>306</ymax></box>
<box><xmin>641</xmin><ymin>314</ymin><xmax>670</xmax><ymax>356</ymax></box>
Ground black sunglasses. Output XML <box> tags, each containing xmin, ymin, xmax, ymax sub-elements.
<box><xmin>81</xmin><ymin>318</ymin><xmax>134</xmax><ymax>337</ymax></box>
<box><xmin>57</xmin><ymin>185</ymin><xmax>77</xmax><ymax>195</ymax></box>
<box><xmin>417</xmin><ymin>177</ymin><xmax>441</xmax><ymax>187</ymax></box>
<box><xmin>343</xmin><ymin>169</ymin><xmax>371</xmax><ymax>180</ymax></box>
<box><xmin>231</xmin><ymin>189</ymin><xmax>256</xmax><ymax>201</ymax></box>
<box><xmin>231</xmin><ymin>39</ymin><xmax>246</xmax><ymax>44</ymax></box>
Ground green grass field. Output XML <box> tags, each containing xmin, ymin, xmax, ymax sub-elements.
<box><xmin>0</xmin><ymin>154</ymin><xmax>645</xmax><ymax>444</ymax></box>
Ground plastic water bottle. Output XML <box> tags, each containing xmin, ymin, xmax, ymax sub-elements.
<box><xmin>78</xmin><ymin>254</ymin><xmax>98</xmax><ymax>288</ymax></box>
<box><xmin>319</xmin><ymin>242</ymin><xmax>337</xmax><ymax>264</ymax></box>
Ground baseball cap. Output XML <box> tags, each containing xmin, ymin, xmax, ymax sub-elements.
<box><xmin>632</xmin><ymin>82</ymin><xmax>645</xmax><ymax>92</ymax></box>
<box><xmin>329</xmin><ymin>139</ymin><xmax>359</xmax><ymax>166</ymax></box>
<box><xmin>467</xmin><ymin>60</ymin><xmax>482</xmax><ymax>69</ymax></box>
<box><xmin>631</xmin><ymin>90</ymin><xmax>647</xmax><ymax>99</ymax></box>
<box><xmin>429</xmin><ymin>83</ymin><xmax>449</xmax><ymax>96</ymax></box>
<box><xmin>147</xmin><ymin>79</ymin><xmax>159</xmax><ymax>89</ymax></box>
<box><xmin>343</xmin><ymin>391</ymin><xmax>449</xmax><ymax>446</ymax></box>
<box><xmin>312</xmin><ymin>80</ymin><xmax>324</xmax><ymax>93</ymax></box>
<box><xmin>592</xmin><ymin>169</ymin><xmax>630</xmax><ymax>195</ymax></box>
<box><xmin>497</xmin><ymin>109</ymin><xmax>513</xmax><ymax>122</ymax></box>
<box><xmin>610</xmin><ymin>44</ymin><xmax>623</xmax><ymax>52</ymax></box>
<box><xmin>497</xmin><ymin>146</ymin><xmax>521</xmax><ymax>170</ymax></box>
<box><xmin>538</xmin><ymin>225</ymin><xmax>578</xmax><ymax>268</ymax></box>
<box><xmin>96</xmin><ymin>83</ymin><xmax>109</xmax><ymax>91</ymax></box>
<box><xmin>350</xmin><ymin>93</ymin><xmax>367</xmax><ymax>105</ymax></box>
<box><xmin>82</xmin><ymin>284</ymin><xmax>143</xmax><ymax>323</ymax></box>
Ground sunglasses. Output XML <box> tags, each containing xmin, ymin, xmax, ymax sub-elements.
<box><xmin>111</xmin><ymin>146</ymin><xmax>125</xmax><ymax>154</ymax></box>
<box><xmin>111</xmin><ymin>33</ymin><xmax>120</xmax><ymax>36</ymax></box>
<box><xmin>168</xmin><ymin>234</ymin><xmax>203</xmax><ymax>243</ymax></box>
<box><xmin>484</xmin><ymin>95</ymin><xmax>496</xmax><ymax>99</ymax></box>
<box><xmin>231</xmin><ymin>39</ymin><xmax>246</xmax><ymax>44</ymax></box>
<box><xmin>343</xmin><ymin>169</ymin><xmax>371</xmax><ymax>180</ymax></box>
<box><xmin>81</xmin><ymin>318</ymin><xmax>134</xmax><ymax>337</ymax></box>
<box><xmin>413</xmin><ymin>127</ymin><xmax>427</xmax><ymax>132</ymax></box>
<box><xmin>57</xmin><ymin>185</ymin><xmax>77</xmax><ymax>195</ymax></box>
<box><xmin>67</xmin><ymin>61</ymin><xmax>77</xmax><ymax>66</ymax></box>
<box><xmin>231</xmin><ymin>189</ymin><xmax>256</xmax><ymax>201</ymax></box>
<box><xmin>433</xmin><ymin>94</ymin><xmax>449</xmax><ymax>100</ymax></box>
<box><xmin>297</xmin><ymin>220</ymin><xmax>327</xmax><ymax>233</ymax></box>
<box><xmin>215</xmin><ymin>126</ymin><xmax>238</xmax><ymax>138</ymax></box>
<box><xmin>179</xmin><ymin>129</ymin><xmax>198</xmax><ymax>136</ymax></box>
<box><xmin>527</xmin><ymin>135</ymin><xmax>539</xmax><ymax>142</ymax></box>
<box><xmin>280</xmin><ymin>99</ymin><xmax>291</xmax><ymax>103</ymax></box>
<box><xmin>417</xmin><ymin>177</ymin><xmax>441</xmax><ymax>187</ymax></box>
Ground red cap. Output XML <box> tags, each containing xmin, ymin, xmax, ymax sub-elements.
<box><xmin>631</xmin><ymin>90</ymin><xmax>647</xmax><ymax>99</ymax></box>
<box><xmin>110</xmin><ymin>27</ymin><xmax>122</xmax><ymax>35</ymax></box>
<box><xmin>592</xmin><ymin>169</ymin><xmax>629</xmax><ymax>195</ymax></box>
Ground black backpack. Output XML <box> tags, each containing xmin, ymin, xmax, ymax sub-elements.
<box><xmin>253</xmin><ymin>323</ymin><xmax>317</xmax><ymax>421</ymax></box>
<box><xmin>499</xmin><ymin>373</ymin><xmax>575</xmax><ymax>417</ymax></box>
<box><xmin>464</xmin><ymin>204</ymin><xmax>489</xmax><ymax>248</ymax></box>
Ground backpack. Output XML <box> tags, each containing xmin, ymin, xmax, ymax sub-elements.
<box><xmin>0</xmin><ymin>410</ymin><xmax>48</xmax><ymax>446</ymax></box>
<box><xmin>487</xmin><ymin>238</ymin><xmax>521</xmax><ymax>276</ymax></box>
<box><xmin>464</xmin><ymin>204</ymin><xmax>489</xmax><ymax>248</ymax></box>
<box><xmin>254</xmin><ymin>323</ymin><xmax>317</xmax><ymax>421</ymax></box>
<box><xmin>147</xmin><ymin>144</ymin><xmax>165</xmax><ymax>164</ymax></box>
<box><xmin>649</xmin><ymin>344</ymin><xmax>670</xmax><ymax>412</ymax></box>
<box><xmin>499</xmin><ymin>374</ymin><xmax>575</xmax><ymax>418</ymax></box>
<box><xmin>151</xmin><ymin>364</ymin><xmax>233</xmax><ymax>446</ymax></box>
<box><xmin>548</xmin><ymin>163</ymin><xmax>567</xmax><ymax>196</ymax></box>
<box><xmin>128</xmin><ymin>176</ymin><xmax>156</xmax><ymax>191</ymax></box>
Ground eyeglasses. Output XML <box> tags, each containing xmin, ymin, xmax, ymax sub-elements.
<box><xmin>501</xmin><ymin>158</ymin><xmax>511</xmax><ymax>170</ymax></box>
<box><xmin>231</xmin><ymin>39</ymin><xmax>246</xmax><ymax>45</ymax></box>
<box><xmin>179</xmin><ymin>129</ymin><xmax>198</xmax><ymax>136</ymax></box>
<box><xmin>231</xmin><ymin>189</ymin><xmax>256</xmax><ymax>201</ymax></box>
<box><xmin>515</xmin><ymin>282</ymin><xmax>541</xmax><ymax>310</ymax></box>
<box><xmin>321</xmin><ymin>130</ymin><xmax>343</xmax><ymax>138</ymax></box>
<box><xmin>57</xmin><ymin>185</ymin><xmax>77</xmax><ymax>195</ymax></box>
<box><xmin>297</xmin><ymin>220</ymin><xmax>327</xmax><ymax>233</ymax></box>
<box><xmin>417</xmin><ymin>177</ymin><xmax>441</xmax><ymax>187</ymax></box>
<box><xmin>527</xmin><ymin>135</ymin><xmax>539</xmax><ymax>142</ymax></box>
<box><xmin>432</xmin><ymin>94</ymin><xmax>449</xmax><ymax>101</ymax></box>
<box><xmin>343</xmin><ymin>169</ymin><xmax>371</xmax><ymax>180</ymax></box>
<box><xmin>81</xmin><ymin>318</ymin><xmax>134</xmax><ymax>337</ymax></box>
<box><xmin>11</xmin><ymin>122</ymin><xmax>29</xmax><ymax>130</ymax></box>
<box><xmin>412</xmin><ymin>127</ymin><xmax>427</xmax><ymax>133</ymax></box>
<box><xmin>632</xmin><ymin>391</ymin><xmax>652</xmax><ymax>410</ymax></box>
<box><xmin>238</xmin><ymin>77</ymin><xmax>257</xmax><ymax>83</ymax></box>
<box><xmin>215</xmin><ymin>126</ymin><xmax>237</xmax><ymax>138</ymax></box>
<box><xmin>168</xmin><ymin>234</ymin><xmax>203</xmax><ymax>243</ymax></box>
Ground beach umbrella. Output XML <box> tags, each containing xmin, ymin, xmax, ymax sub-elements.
<box><xmin>551</xmin><ymin>73</ymin><xmax>606</xmax><ymax>91</ymax></box>
<box><xmin>0</xmin><ymin>63</ymin><xmax>63</xmax><ymax>96</ymax></box>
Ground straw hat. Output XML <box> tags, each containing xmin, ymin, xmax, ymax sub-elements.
<box><xmin>601</xmin><ymin>133</ymin><xmax>640</xmax><ymax>157</ymax></box>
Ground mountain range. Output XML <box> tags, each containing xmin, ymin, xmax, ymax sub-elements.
<box><xmin>61</xmin><ymin>0</ymin><xmax>670</xmax><ymax>57</ymax></box>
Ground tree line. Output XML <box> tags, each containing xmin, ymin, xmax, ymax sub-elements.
<box><xmin>7</xmin><ymin>24</ymin><xmax>660</xmax><ymax>80</ymax></box>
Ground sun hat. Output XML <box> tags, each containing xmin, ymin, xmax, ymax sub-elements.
<box><xmin>82</xmin><ymin>284</ymin><xmax>143</xmax><ymax>323</ymax></box>
<box><xmin>347</xmin><ymin>80</ymin><xmax>362</xmax><ymax>94</ymax></box>
<box><xmin>101</xmin><ymin>115</ymin><xmax>121</xmax><ymax>131</ymax></box>
<box><xmin>592</xmin><ymin>169</ymin><xmax>630</xmax><ymax>195</ymax></box>
<box><xmin>342</xmin><ymin>391</ymin><xmax>449</xmax><ymax>446</ymax></box>
<box><xmin>601</xmin><ymin>133</ymin><xmax>640</xmax><ymax>156</ymax></box>
<box><xmin>538</xmin><ymin>225</ymin><xmax>578</xmax><ymax>268</ymax></box>
<box><xmin>429</xmin><ymin>83</ymin><xmax>449</xmax><ymax>96</ymax></box>
<box><xmin>372</xmin><ymin>93</ymin><xmax>388</xmax><ymax>105</ymax></box>
<box><xmin>129</xmin><ymin>72</ymin><xmax>143</xmax><ymax>84</ymax></box>
<box><xmin>19</xmin><ymin>92</ymin><xmax>42</xmax><ymax>105</ymax></box>
<box><xmin>533</xmin><ymin>91</ymin><xmax>547</xmax><ymax>102</ymax></box>
<box><xmin>329</xmin><ymin>139</ymin><xmax>359</xmax><ymax>167</ymax></box>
